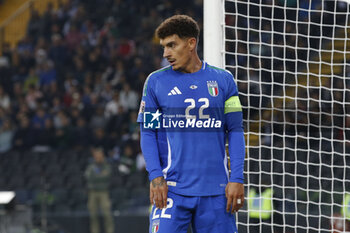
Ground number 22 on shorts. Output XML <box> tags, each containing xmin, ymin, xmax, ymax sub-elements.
<box><xmin>152</xmin><ymin>198</ymin><xmax>173</xmax><ymax>219</ymax></box>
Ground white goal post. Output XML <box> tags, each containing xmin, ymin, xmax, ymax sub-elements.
<box><xmin>203</xmin><ymin>0</ymin><xmax>225</xmax><ymax>68</ymax></box>
<box><xmin>204</xmin><ymin>0</ymin><xmax>350</xmax><ymax>232</ymax></box>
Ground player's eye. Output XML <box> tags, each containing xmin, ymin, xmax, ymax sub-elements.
<box><xmin>168</xmin><ymin>43</ymin><xmax>175</xmax><ymax>48</ymax></box>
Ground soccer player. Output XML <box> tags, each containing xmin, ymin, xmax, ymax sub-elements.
<box><xmin>137</xmin><ymin>15</ymin><xmax>245</xmax><ymax>233</ymax></box>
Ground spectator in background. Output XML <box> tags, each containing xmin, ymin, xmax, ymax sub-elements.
<box><xmin>13</xmin><ymin>116</ymin><xmax>34</xmax><ymax>151</ymax></box>
<box><xmin>128</xmin><ymin>111</ymin><xmax>139</xmax><ymax>136</ymax></box>
<box><xmin>92</xmin><ymin>128</ymin><xmax>109</xmax><ymax>152</ymax></box>
<box><xmin>27</xmin><ymin>9</ymin><xmax>42</xmax><ymax>39</ymax></box>
<box><xmin>0</xmin><ymin>119</ymin><xmax>14</xmax><ymax>153</ymax></box>
<box><xmin>25</xmin><ymin>84</ymin><xmax>42</xmax><ymax>110</ymax></box>
<box><xmin>33</xmin><ymin>118</ymin><xmax>55</xmax><ymax>151</ymax></box>
<box><xmin>55</xmin><ymin>111</ymin><xmax>72</xmax><ymax>149</ymax></box>
<box><xmin>0</xmin><ymin>55</ymin><xmax>12</xmax><ymax>92</ymax></box>
<box><xmin>119</xmin><ymin>83</ymin><xmax>138</xmax><ymax>111</ymax></box>
<box><xmin>31</xmin><ymin>107</ymin><xmax>50</xmax><ymax>129</ymax></box>
<box><xmin>23</xmin><ymin>68</ymin><xmax>39</xmax><ymax>93</ymax></box>
<box><xmin>72</xmin><ymin>117</ymin><xmax>91</xmax><ymax>149</ymax></box>
<box><xmin>104</xmin><ymin>93</ymin><xmax>120</xmax><ymax>118</ymax></box>
<box><xmin>65</xmin><ymin>24</ymin><xmax>82</xmax><ymax>51</ymax></box>
<box><xmin>100</xmin><ymin>83</ymin><xmax>114</xmax><ymax>103</ymax></box>
<box><xmin>0</xmin><ymin>86</ymin><xmax>10</xmax><ymax>111</ymax></box>
<box><xmin>85</xmin><ymin>148</ymin><xmax>114</xmax><ymax>233</ymax></box>
<box><xmin>48</xmin><ymin>34</ymin><xmax>68</xmax><ymax>71</ymax></box>
<box><xmin>101</xmin><ymin>60</ymin><xmax>125</xmax><ymax>87</ymax></box>
<box><xmin>38</xmin><ymin>61</ymin><xmax>57</xmax><ymax>89</ymax></box>
<box><xmin>247</xmin><ymin>178</ymin><xmax>274</xmax><ymax>233</ymax></box>
<box><xmin>90</xmin><ymin>106</ymin><xmax>107</xmax><ymax>130</ymax></box>
<box><xmin>136</xmin><ymin>151</ymin><xmax>146</xmax><ymax>172</ymax></box>
<box><xmin>118</xmin><ymin>144</ymin><xmax>136</xmax><ymax>176</ymax></box>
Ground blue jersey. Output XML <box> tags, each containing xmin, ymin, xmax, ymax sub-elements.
<box><xmin>137</xmin><ymin>61</ymin><xmax>245</xmax><ymax>196</ymax></box>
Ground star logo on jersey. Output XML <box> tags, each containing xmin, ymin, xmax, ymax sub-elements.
<box><xmin>144</xmin><ymin>109</ymin><xmax>162</xmax><ymax>129</ymax></box>
<box><xmin>151</xmin><ymin>109</ymin><xmax>162</xmax><ymax>122</ymax></box>
<box><xmin>207</xmin><ymin>81</ymin><xmax>219</xmax><ymax>97</ymax></box>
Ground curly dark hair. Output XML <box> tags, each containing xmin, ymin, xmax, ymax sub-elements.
<box><xmin>156</xmin><ymin>15</ymin><xmax>200</xmax><ymax>40</ymax></box>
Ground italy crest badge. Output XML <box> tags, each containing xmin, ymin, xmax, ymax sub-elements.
<box><xmin>152</xmin><ymin>219</ymin><xmax>160</xmax><ymax>233</ymax></box>
<box><xmin>207</xmin><ymin>81</ymin><xmax>219</xmax><ymax>97</ymax></box>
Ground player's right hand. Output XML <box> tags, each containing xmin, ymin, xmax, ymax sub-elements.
<box><xmin>150</xmin><ymin>176</ymin><xmax>168</xmax><ymax>209</ymax></box>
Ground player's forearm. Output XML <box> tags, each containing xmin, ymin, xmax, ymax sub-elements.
<box><xmin>225</xmin><ymin>111</ymin><xmax>245</xmax><ymax>183</ymax></box>
<box><xmin>140</xmin><ymin>126</ymin><xmax>163</xmax><ymax>181</ymax></box>
<box><xmin>228</xmin><ymin>130</ymin><xmax>245</xmax><ymax>183</ymax></box>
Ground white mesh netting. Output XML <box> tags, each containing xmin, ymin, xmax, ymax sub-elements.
<box><xmin>224</xmin><ymin>1</ymin><xmax>350</xmax><ymax>232</ymax></box>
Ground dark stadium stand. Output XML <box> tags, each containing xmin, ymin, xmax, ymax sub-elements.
<box><xmin>0</xmin><ymin>1</ymin><xmax>203</xmax><ymax>231</ymax></box>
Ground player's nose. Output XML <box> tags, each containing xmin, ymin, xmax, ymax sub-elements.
<box><xmin>163</xmin><ymin>48</ymin><xmax>170</xmax><ymax>58</ymax></box>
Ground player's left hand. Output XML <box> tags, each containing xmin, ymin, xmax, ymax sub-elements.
<box><xmin>225</xmin><ymin>182</ymin><xmax>244</xmax><ymax>214</ymax></box>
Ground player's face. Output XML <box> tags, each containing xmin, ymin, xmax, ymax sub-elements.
<box><xmin>160</xmin><ymin>34</ymin><xmax>194</xmax><ymax>72</ymax></box>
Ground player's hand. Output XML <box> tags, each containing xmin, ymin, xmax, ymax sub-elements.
<box><xmin>150</xmin><ymin>176</ymin><xmax>168</xmax><ymax>209</ymax></box>
<box><xmin>225</xmin><ymin>182</ymin><xmax>244</xmax><ymax>214</ymax></box>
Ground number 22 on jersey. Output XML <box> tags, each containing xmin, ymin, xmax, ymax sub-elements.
<box><xmin>184</xmin><ymin>98</ymin><xmax>209</xmax><ymax>119</ymax></box>
<box><xmin>152</xmin><ymin>198</ymin><xmax>174</xmax><ymax>219</ymax></box>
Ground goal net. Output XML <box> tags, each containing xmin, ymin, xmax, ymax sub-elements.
<box><xmin>221</xmin><ymin>1</ymin><xmax>350</xmax><ymax>232</ymax></box>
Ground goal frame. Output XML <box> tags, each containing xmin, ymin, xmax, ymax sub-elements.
<box><xmin>203</xmin><ymin>0</ymin><xmax>225</xmax><ymax>68</ymax></box>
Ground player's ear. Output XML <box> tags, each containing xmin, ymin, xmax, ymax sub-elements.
<box><xmin>188</xmin><ymin>37</ymin><xmax>197</xmax><ymax>51</ymax></box>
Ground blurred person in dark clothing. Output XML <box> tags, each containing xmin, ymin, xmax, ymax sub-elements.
<box><xmin>0</xmin><ymin>86</ymin><xmax>11</xmax><ymax>111</ymax></box>
<box><xmin>73</xmin><ymin>57</ymin><xmax>86</xmax><ymax>84</ymax></box>
<box><xmin>119</xmin><ymin>83</ymin><xmax>138</xmax><ymax>111</ymax></box>
<box><xmin>43</xmin><ymin>81</ymin><xmax>61</xmax><ymax>107</ymax></box>
<box><xmin>33</xmin><ymin>118</ymin><xmax>55</xmax><ymax>151</ymax></box>
<box><xmin>104</xmin><ymin>92</ymin><xmax>120</xmax><ymax>119</ymax></box>
<box><xmin>48</xmin><ymin>34</ymin><xmax>68</xmax><ymax>71</ymax></box>
<box><xmin>128</xmin><ymin>111</ymin><xmax>138</xmax><ymax>135</ymax></box>
<box><xmin>27</xmin><ymin>9</ymin><xmax>42</xmax><ymax>38</ymax></box>
<box><xmin>31</xmin><ymin>107</ymin><xmax>51</xmax><ymax>129</ymax></box>
<box><xmin>55</xmin><ymin>112</ymin><xmax>72</xmax><ymax>149</ymax></box>
<box><xmin>90</xmin><ymin>106</ymin><xmax>107</xmax><ymax>130</ymax></box>
<box><xmin>92</xmin><ymin>128</ymin><xmax>109</xmax><ymax>152</ymax></box>
<box><xmin>118</xmin><ymin>144</ymin><xmax>136</xmax><ymax>176</ymax></box>
<box><xmin>0</xmin><ymin>118</ymin><xmax>15</xmax><ymax>153</ymax></box>
<box><xmin>38</xmin><ymin>61</ymin><xmax>57</xmax><ymax>89</ymax></box>
<box><xmin>25</xmin><ymin>84</ymin><xmax>42</xmax><ymax>110</ymax></box>
<box><xmin>13</xmin><ymin>116</ymin><xmax>34</xmax><ymax>151</ymax></box>
<box><xmin>105</xmin><ymin>105</ymin><xmax>128</xmax><ymax>137</ymax></box>
<box><xmin>85</xmin><ymin>148</ymin><xmax>114</xmax><ymax>233</ymax></box>
<box><xmin>17</xmin><ymin>48</ymin><xmax>35</xmax><ymax>79</ymax></box>
<box><xmin>72</xmin><ymin>117</ymin><xmax>91</xmax><ymax>149</ymax></box>
<box><xmin>65</xmin><ymin>25</ymin><xmax>83</xmax><ymax>51</ymax></box>
<box><xmin>0</xmin><ymin>54</ymin><xmax>12</xmax><ymax>92</ymax></box>
<box><xmin>70</xmin><ymin>107</ymin><xmax>82</xmax><ymax>126</ymax></box>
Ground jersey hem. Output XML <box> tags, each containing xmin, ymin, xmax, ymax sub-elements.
<box><xmin>168</xmin><ymin>187</ymin><xmax>226</xmax><ymax>197</ymax></box>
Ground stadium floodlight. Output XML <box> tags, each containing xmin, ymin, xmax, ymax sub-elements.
<box><xmin>205</xmin><ymin>0</ymin><xmax>350</xmax><ymax>232</ymax></box>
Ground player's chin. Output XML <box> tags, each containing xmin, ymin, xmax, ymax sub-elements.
<box><xmin>172</xmin><ymin>63</ymin><xmax>183</xmax><ymax>71</ymax></box>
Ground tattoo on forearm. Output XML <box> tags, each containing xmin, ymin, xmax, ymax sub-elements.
<box><xmin>152</xmin><ymin>178</ymin><xmax>165</xmax><ymax>188</ymax></box>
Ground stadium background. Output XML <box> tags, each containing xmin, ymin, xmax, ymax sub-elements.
<box><xmin>0</xmin><ymin>0</ymin><xmax>202</xmax><ymax>232</ymax></box>
<box><xmin>0</xmin><ymin>0</ymin><xmax>349</xmax><ymax>232</ymax></box>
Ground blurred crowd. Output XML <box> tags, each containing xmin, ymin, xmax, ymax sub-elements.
<box><xmin>0</xmin><ymin>0</ymin><xmax>202</xmax><ymax>166</ymax></box>
<box><xmin>224</xmin><ymin>0</ymin><xmax>350</xmax><ymax>149</ymax></box>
